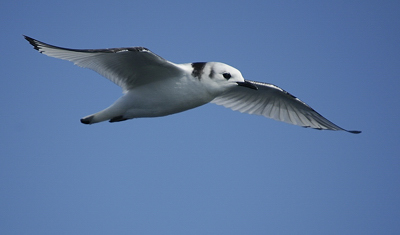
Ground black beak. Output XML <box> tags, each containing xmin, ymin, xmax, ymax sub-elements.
<box><xmin>236</xmin><ymin>81</ymin><xmax>258</xmax><ymax>90</ymax></box>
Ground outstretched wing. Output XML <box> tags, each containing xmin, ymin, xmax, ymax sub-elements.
<box><xmin>24</xmin><ymin>36</ymin><xmax>185</xmax><ymax>92</ymax></box>
<box><xmin>212</xmin><ymin>80</ymin><xmax>361</xmax><ymax>133</ymax></box>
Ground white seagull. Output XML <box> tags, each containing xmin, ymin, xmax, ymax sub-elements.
<box><xmin>24</xmin><ymin>36</ymin><xmax>360</xmax><ymax>134</ymax></box>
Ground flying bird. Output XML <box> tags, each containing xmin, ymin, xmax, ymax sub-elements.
<box><xmin>24</xmin><ymin>36</ymin><xmax>361</xmax><ymax>134</ymax></box>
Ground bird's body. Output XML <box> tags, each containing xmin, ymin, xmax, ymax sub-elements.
<box><xmin>24</xmin><ymin>36</ymin><xmax>360</xmax><ymax>134</ymax></box>
<box><xmin>89</xmin><ymin>63</ymin><xmax>219</xmax><ymax>123</ymax></box>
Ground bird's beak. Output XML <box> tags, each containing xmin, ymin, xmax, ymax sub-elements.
<box><xmin>236</xmin><ymin>81</ymin><xmax>258</xmax><ymax>90</ymax></box>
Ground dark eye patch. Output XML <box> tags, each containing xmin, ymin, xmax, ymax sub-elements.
<box><xmin>223</xmin><ymin>73</ymin><xmax>231</xmax><ymax>80</ymax></box>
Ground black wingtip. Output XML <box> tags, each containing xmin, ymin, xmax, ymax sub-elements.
<box><xmin>23</xmin><ymin>35</ymin><xmax>41</xmax><ymax>51</ymax></box>
<box><xmin>80</xmin><ymin>116</ymin><xmax>94</xmax><ymax>125</ymax></box>
<box><xmin>348</xmin><ymin>130</ymin><xmax>362</xmax><ymax>134</ymax></box>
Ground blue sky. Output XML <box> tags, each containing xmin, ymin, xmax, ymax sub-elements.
<box><xmin>1</xmin><ymin>0</ymin><xmax>399</xmax><ymax>234</ymax></box>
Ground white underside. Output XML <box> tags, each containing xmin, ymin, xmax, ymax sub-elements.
<box><xmin>84</xmin><ymin>75</ymin><xmax>217</xmax><ymax>123</ymax></box>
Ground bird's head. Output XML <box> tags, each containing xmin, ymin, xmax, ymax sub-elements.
<box><xmin>202</xmin><ymin>62</ymin><xmax>257</xmax><ymax>93</ymax></box>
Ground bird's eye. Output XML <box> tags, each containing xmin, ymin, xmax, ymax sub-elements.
<box><xmin>223</xmin><ymin>73</ymin><xmax>231</xmax><ymax>80</ymax></box>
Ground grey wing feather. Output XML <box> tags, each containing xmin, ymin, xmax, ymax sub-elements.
<box><xmin>24</xmin><ymin>36</ymin><xmax>184</xmax><ymax>91</ymax></box>
<box><xmin>212</xmin><ymin>80</ymin><xmax>361</xmax><ymax>133</ymax></box>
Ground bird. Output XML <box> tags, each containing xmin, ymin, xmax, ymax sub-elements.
<box><xmin>24</xmin><ymin>35</ymin><xmax>360</xmax><ymax>134</ymax></box>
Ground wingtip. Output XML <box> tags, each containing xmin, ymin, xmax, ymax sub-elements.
<box><xmin>347</xmin><ymin>130</ymin><xmax>362</xmax><ymax>134</ymax></box>
<box><xmin>23</xmin><ymin>35</ymin><xmax>41</xmax><ymax>51</ymax></box>
<box><xmin>80</xmin><ymin>116</ymin><xmax>94</xmax><ymax>124</ymax></box>
<box><xmin>23</xmin><ymin>35</ymin><xmax>34</xmax><ymax>43</ymax></box>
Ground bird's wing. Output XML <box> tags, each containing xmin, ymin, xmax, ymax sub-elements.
<box><xmin>211</xmin><ymin>80</ymin><xmax>361</xmax><ymax>133</ymax></box>
<box><xmin>24</xmin><ymin>36</ymin><xmax>185</xmax><ymax>92</ymax></box>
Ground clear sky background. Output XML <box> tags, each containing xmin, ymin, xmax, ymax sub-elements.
<box><xmin>1</xmin><ymin>1</ymin><xmax>399</xmax><ymax>234</ymax></box>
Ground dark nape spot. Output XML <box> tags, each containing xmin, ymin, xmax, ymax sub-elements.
<box><xmin>209</xmin><ymin>69</ymin><xmax>215</xmax><ymax>79</ymax></box>
<box><xmin>191</xmin><ymin>62</ymin><xmax>206</xmax><ymax>79</ymax></box>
